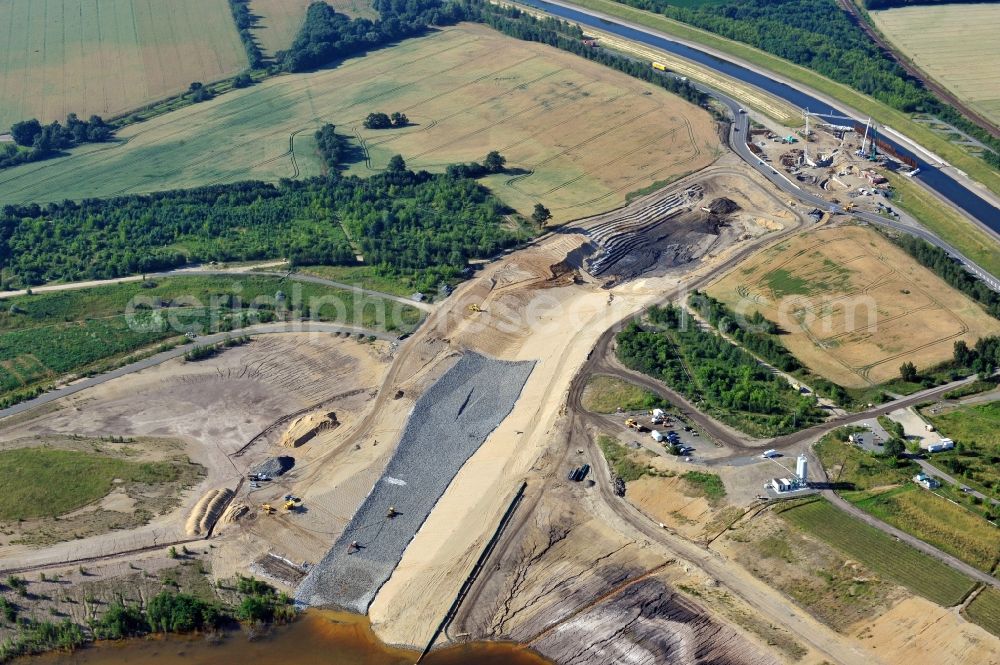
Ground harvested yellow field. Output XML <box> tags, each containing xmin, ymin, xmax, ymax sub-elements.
<box><xmin>871</xmin><ymin>4</ymin><xmax>1000</xmax><ymax>126</ymax></box>
<box><xmin>0</xmin><ymin>23</ymin><xmax>720</xmax><ymax>222</ymax></box>
<box><xmin>707</xmin><ymin>226</ymin><xmax>1000</xmax><ymax>387</ymax></box>
<box><xmin>0</xmin><ymin>0</ymin><xmax>247</xmax><ymax>128</ymax></box>
<box><xmin>250</xmin><ymin>0</ymin><xmax>377</xmax><ymax>57</ymax></box>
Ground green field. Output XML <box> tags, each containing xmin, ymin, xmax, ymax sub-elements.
<box><xmin>850</xmin><ymin>485</ymin><xmax>1000</xmax><ymax>573</ymax></box>
<box><xmin>0</xmin><ymin>0</ymin><xmax>247</xmax><ymax>129</ymax></box>
<box><xmin>0</xmin><ymin>274</ymin><xmax>421</xmax><ymax>402</ymax></box>
<box><xmin>925</xmin><ymin>402</ymin><xmax>1000</xmax><ymax>501</ymax></box>
<box><xmin>294</xmin><ymin>265</ymin><xmax>421</xmax><ymax>298</ymax></box>
<box><xmin>581</xmin><ymin>375</ymin><xmax>661</xmax><ymax>414</ymax></box>
<box><xmin>965</xmin><ymin>586</ymin><xmax>1000</xmax><ymax>638</ymax></box>
<box><xmin>681</xmin><ymin>471</ymin><xmax>726</xmax><ymax>502</ymax></box>
<box><xmin>815</xmin><ymin>429</ymin><xmax>917</xmax><ymax>491</ymax></box>
<box><xmin>0</xmin><ymin>24</ymin><xmax>718</xmax><ymax>222</ymax></box>
<box><xmin>597</xmin><ymin>434</ymin><xmax>657</xmax><ymax>482</ymax></box>
<box><xmin>0</xmin><ymin>447</ymin><xmax>186</xmax><ymax>521</ymax></box>
<box><xmin>781</xmin><ymin>498</ymin><xmax>975</xmax><ymax>607</ymax></box>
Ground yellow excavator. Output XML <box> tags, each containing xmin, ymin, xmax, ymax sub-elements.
<box><xmin>468</xmin><ymin>303</ymin><xmax>483</xmax><ymax>313</ymax></box>
<box><xmin>261</xmin><ymin>503</ymin><xmax>275</xmax><ymax>515</ymax></box>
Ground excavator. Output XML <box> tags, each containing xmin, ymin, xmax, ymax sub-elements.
<box><xmin>468</xmin><ymin>303</ymin><xmax>483</xmax><ymax>313</ymax></box>
<box><xmin>260</xmin><ymin>503</ymin><xmax>275</xmax><ymax>515</ymax></box>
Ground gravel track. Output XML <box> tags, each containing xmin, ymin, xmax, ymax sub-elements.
<box><xmin>295</xmin><ymin>352</ymin><xmax>535</xmax><ymax>612</ymax></box>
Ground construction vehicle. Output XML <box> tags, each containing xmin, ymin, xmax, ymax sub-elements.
<box><xmin>261</xmin><ymin>503</ymin><xmax>275</xmax><ymax>515</ymax></box>
<box><xmin>468</xmin><ymin>303</ymin><xmax>482</xmax><ymax>313</ymax></box>
<box><xmin>283</xmin><ymin>500</ymin><xmax>297</xmax><ymax>512</ymax></box>
<box><xmin>625</xmin><ymin>418</ymin><xmax>648</xmax><ymax>432</ymax></box>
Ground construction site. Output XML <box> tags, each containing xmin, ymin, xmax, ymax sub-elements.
<box><xmin>747</xmin><ymin>111</ymin><xmax>920</xmax><ymax>220</ymax></box>
<box><xmin>1</xmin><ymin>145</ymin><xmax>998</xmax><ymax>665</ymax></box>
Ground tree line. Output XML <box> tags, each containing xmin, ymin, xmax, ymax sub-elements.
<box><xmin>953</xmin><ymin>336</ymin><xmax>1000</xmax><ymax>378</ymax></box>
<box><xmin>314</xmin><ymin>123</ymin><xmax>354</xmax><ymax>171</ymax></box>
<box><xmin>0</xmin><ymin>155</ymin><xmax>527</xmax><ymax>292</ymax></box>
<box><xmin>891</xmin><ymin>233</ymin><xmax>1000</xmax><ymax>319</ymax></box>
<box><xmin>470</xmin><ymin>2</ymin><xmax>707</xmax><ymax>107</ymax></box>
<box><xmin>617</xmin><ymin>303</ymin><xmax>825</xmax><ymax>436</ymax></box>
<box><xmin>227</xmin><ymin>0</ymin><xmax>265</xmax><ymax>69</ymax></box>
<box><xmin>607</xmin><ymin>0</ymin><xmax>1000</xmax><ymax>168</ymax></box>
<box><xmin>688</xmin><ymin>291</ymin><xmax>801</xmax><ymax>373</ymax></box>
<box><xmin>364</xmin><ymin>111</ymin><xmax>409</xmax><ymax>129</ymax></box>
<box><xmin>276</xmin><ymin>0</ymin><xmax>466</xmax><ymax>72</ymax></box>
<box><xmin>2</xmin><ymin>114</ymin><xmax>113</xmax><ymax>169</ymax></box>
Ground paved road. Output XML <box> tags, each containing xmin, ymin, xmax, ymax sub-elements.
<box><xmin>0</xmin><ymin>263</ymin><xmax>434</xmax><ymax>312</ymax></box>
<box><xmin>914</xmin><ymin>458</ymin><xmax>1000</xmax><ymax>508</ymax></box>
<box><xmin>0</xmin><ymin>322</ymin><xmax>396</xmax><ymax>421</ymax></box>
<box><xmin>515</xmin><ymin>0</ymin><xmax>1000</xmax><ymax>291</ymax></box>
<box><xmin>724</xmin><ymin>105</ymin><xmax>1000</xmax><ymax>292</ymax></box>
<box><xmin>0</xmin><ymin>261</ymin><xmax>288</xmax><ymax>300</ymax></box>
<box><xmin>227</xmin><ymin>270</ymin><xmax>434</xmax><ymax>313</ymax></box>
<box><xmin>522</xmin><ymin>0</ymin><xmax>1000</xmax><ymax>238</ymax></box>
<box><xmin>813</xmin><ymin>463</ymin><xmax>1000</xmax><ymax>590</ymax></box>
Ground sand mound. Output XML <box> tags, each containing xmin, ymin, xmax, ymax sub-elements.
<box><xmin>185</xmin><ymin>488</ymin><xmax>234</xmax><ymax>536</ymax></box>
<box><xmin>220</xmin><ymin>501</ymin><xmax>249</xmax><ymax>526</ymax></box>
<box><xmin>279</xmin><ymin>411</ymin><xmax>339</xmax><ymax>448</ymax></box>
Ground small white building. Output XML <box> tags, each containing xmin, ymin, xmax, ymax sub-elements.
<box><xmin>761</xmin><ymin>449</ymin><xmax>779</xmax><ymax>459</ymax></box>
<box><xmin>913</xmin><ymin>473</ymin><xmax>941</xmax><ymax>490</ymax></box>
<box><xmin>770</xmin><ymin>478</ymin><xmax>794</xmax><ymax>493</ymax></box>
<box><xmin>925</xmin><ymin>438</ymin><xmax>955</xmax><ymax>453</ymax></box>
<box><xmin>650</xmin><ymin>430</ymin><xmax>665</xmax><ymax>443</ymax></box>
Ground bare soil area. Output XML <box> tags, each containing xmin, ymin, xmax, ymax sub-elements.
<box><xmin>0</xmin><ymin>333</ymin><xmax>390</xmax><ymax>571</ymax></box>
<box><xmin>707</xmin><ymin>225</ymin><xmax>1000</xmax><ymax>387</ymax></box>
<box><xmin>0</xmin><ymin>435</ymin><xmax>203</xmax><ymax>548</ymax></box>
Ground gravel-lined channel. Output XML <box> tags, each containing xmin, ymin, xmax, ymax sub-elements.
<box><xmin>296</xmin><ymin>352</ymin><xmax>535</xmax><ymax>612</ymax></box>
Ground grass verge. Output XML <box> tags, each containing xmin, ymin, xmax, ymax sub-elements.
<box><xmin>0</xmin><ymin>447</ymin><xmax>189</xmax><ymax>521</ymax></box>
<box><xmin>581</xmin><ymin>375</ymin><xmax>662</xmax><ymax>414</ymax></box>
<box><xmin>781</xmin><ymin>498</ymin><xmax>975</xmax><ymax>607</ymax></box>
<box><xmin>597</xmin><ymin>434</ymin><xmax>655</xmax><ymax>482</ymax></box>
<box><xmin>681</xmin><ymin>471</ymin><xmax>726</xmax><ymax>502</ymax></box>
<box><xmin>924</xmin><ymin>402</ymin><xmax>1000</xmax><ymax>501</ymax></box>
<box><xmin>0</xmin><ymin>274</ymin><xmax>421</xmax><ymax>405</ymax></box>
<box><xmin>850</xmin><ymin>485</ymin><xmax>1000</xmax><ymax>573</ymax></box>
<box><xmin>885</xmin><ymin>172</ymin><xmax>1000</xmax><ymax>279</ymax></box>
<box><xmin>965</xmin><ymin>586</ymin><xmax>1000</xmax><ymax>638</ymax></box>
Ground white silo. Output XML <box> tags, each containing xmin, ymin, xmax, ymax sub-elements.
<box><xmin>796</xmin><ymin>454</ymin><xmax>808</xmax><ymax>483</ymax></box>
